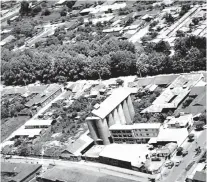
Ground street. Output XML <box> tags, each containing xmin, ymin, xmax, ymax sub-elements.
<box><xmin>158</xmin><ymin>129</ymin><xmax>206</xmax><ymax>182</ymax></box>
<box><xmin>3</xmin><ymin>156</ymin><xmax>154</xmax><ymax>182</ymax></box>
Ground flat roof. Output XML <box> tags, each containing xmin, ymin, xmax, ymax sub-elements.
<box><xmin>92</xmin><ymin>88</ymin><xmax>132</xmax><ymax>119</ymax></box>
<box><xmin>109</xmin><ymin>123</ymin><xmax>161</xmax><ymax>130</ymax></box>
<box><xmin>156</xmin><ymin>128</ymin><xmax>189</xmax><ymax>146</ymax></box>
<box><xmin>25</xmin><ymin>119</ymin><xmax>53</xmax><ymax>126</ymax></box>
<box><xmin>12</xmin><ymin>128</ymin><xmax>42</xmax><ymax>138</ymax></box>
<box><xmin>1</xmin><ymin>162</ymin><xmax>42</xmax><ymax>182</ymax></box>
<box><xmin>99</xmin><ymin>144</ymin><xmax>149</xmax><ymax>166</ymax></box>
<box><xmin>167</xmin><ymin>114</ymin><xmax>192</xmax><ymax>126</ymax></box>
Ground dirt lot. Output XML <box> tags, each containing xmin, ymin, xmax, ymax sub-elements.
<box><xmin>1</xmin><ymin>116</ymin><xmax>30</xmax><ymax>142</ymax></box>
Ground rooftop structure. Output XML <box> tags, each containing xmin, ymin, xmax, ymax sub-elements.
<box><xmin>148</xmin><ymin>128</ymin><xmax>189</xmax><ymax>146</ymax></box>
<box><xmin>99</xmin><ymin>144</ymin><xmax>149</xmax><ymax>169</ymax></box>
<box><xmin>24</xmin><ymin>119</ymin><xmax>54</xmax><ymax>129</ymax></box>
<box><xmin>61</xmin><ymin>132</ymin><xmax>94</xmax><ymax>159</ymax></box>
<box><xmin>109</xmin><ymin>123</ymin><xmax>161</xmax><ymax>130</ymax></box>
<box><xmin>92</xmin><ymin>88</ymin><xmax>132</xmax><ymax>119</ymax></box>
<box><xmin>0</xmin><ymin>35</ymin><xmax>15</xmax><ymax>46</ymax></box>
<box><xmin>25</xmin><ymin>84</ymin><xmax>62</xmax><ymax>108</ymax></box>
<box><xmin>177</xmin><ymin>86</ymin><xmax>206</xmax><ymax>115</ymax></box>
<box><xmin>166</xmin><ymin>114</ymin><xmax>193</xmax><ymax>128</ymax></box>
<box><xmin>11</xmin><ymin>128</ymin><xmax>42</xmax><ymax>138</ymax></box>
<box><xmin>1</xmin><ymin>162</ymin><xmax>42</xmax><ymax>182</ymax></box>
<box><xmin>186</xmin><ymin>163</ymin><xmax>206</xmax><ymax>181</ymax></box>
<box><xmin>141</xmin><ymin>87</ymin><xmax>190</xmax><ymax>113</ymax></box>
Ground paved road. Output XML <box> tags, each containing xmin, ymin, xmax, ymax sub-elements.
<box><xmin>159</xmin><ymin>129</ymin><xmax>206</xmax><ymax>182</ymax></box>
<box><xmin>3</xmin><ymin>156</ymin><xmax>153</xmax><ymax>182</ymax></box>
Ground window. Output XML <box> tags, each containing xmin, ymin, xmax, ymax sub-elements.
<box><xmin>145</xmin><ymin>129</ymin><xmax>148</xmax><ymax>131</ymax></box>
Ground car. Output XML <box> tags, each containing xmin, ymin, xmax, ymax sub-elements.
<box><xmin>165</xmin><ymin>161</ymin><xmax>174</xmax><ymax>167</ymax></box>
<box><xmin>182</xmin><ymin>150</ymin><xmax>188</xmax><ymax>157</ymax></box>
<box><xmin>175</xmin><ymin>161</ymin><xmax>181</xmax><ymax>167</ymax></box>
<box><xmin>5</xmin><ymin>155</ymin><xmax>12</xmax><ymax>159</ymax></box>
<box><xmin>168</xmin><ymin>165</ymin><xmax>173</xmax><ymax>169</ymax></box>
<box><xmin>203</xmin><ymin>125</ymin><xmax>207</xmax><ymax>129</ymax></box>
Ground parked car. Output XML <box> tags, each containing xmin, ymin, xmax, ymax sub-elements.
<box><xmin>165</xmin><ymin>161</ymin><xmax>174</xmax><ymax>167</ymax></box>
<box><xmin>175</xmin><ymin>161</ymin><xmax>181</xmax><ymax>167</ymax></box>
<box><xmin>182</xmin><ymin>150</ymin><xmax>188</xmax><ymax>157</ymax></box>
<box><xmin>5</xmin><ymin>155</ymin><xmax>12</xmax><ymax>159</ymax></box>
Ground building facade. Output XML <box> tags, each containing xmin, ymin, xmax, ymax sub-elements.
<box><xmin>110</xmin><ymin>123</ymin><xmax>161</xmax><ymax>144</ymax></box>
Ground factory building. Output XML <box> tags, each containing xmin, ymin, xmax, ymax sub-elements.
<box><xmin>110</xmin><ymin>123</ymin><xmax>161</xmax><ymax>144</ymax></box>
<box><xmin>86</xmin><ymin>88</ymin><xmax>135</xmax><ymax>145</ymax></box>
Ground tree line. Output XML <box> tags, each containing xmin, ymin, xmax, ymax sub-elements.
<box><xmin>1</xmin><ymin>35</ymin><xmax>206</xmax><ymax>86</ymax></box>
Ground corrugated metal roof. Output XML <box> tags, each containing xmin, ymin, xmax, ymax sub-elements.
<box><xmin>92</xmin><ymin>88</ymin><xmax>131</xmax><ymax>119</ymax></box>
<box><xmin>25</xmin><ymin>119</ymin><xmax>53</xmax><ymax>126</ymax></box>
<box><xmin>109</xmin><ymin>123</ymin><xmax>161</xmax><ymax>130</ymax></box>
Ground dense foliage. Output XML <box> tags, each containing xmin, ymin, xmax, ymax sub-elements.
<box><xmin>1</xmin><ymin>35</ymin><xmax>206</xmax><ymax>86</ymax></box>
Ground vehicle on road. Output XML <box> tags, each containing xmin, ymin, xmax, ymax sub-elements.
<box><xmin>165</xmin><ymin>161</ymin><xmax>174</xmax><ymax>168</ymax></box>
<box><xmin>5</xmin><ymin>155</ymin><xmax>12</xmax><ymax>159</ymax></box>
<box><xmin>182</xmin><ymin>150</ymin><xmax>188</xmax><ymax>157</ymax></box>
<box><xmin>175</xmin><ymin>161</ymin><xmax>181</xmax><ymax>167</ymax></box>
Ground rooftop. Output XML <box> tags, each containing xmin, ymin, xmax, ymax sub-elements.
<box><xmin>193</xmin><ymin>171</ymin><xmax>206</xmax><ymax>182</ymax></box>
<box><xmin>99</xmin><ymin>144</ymin><xmax>149</xmax><ymax>167</ymax></box>
<box><xmin>150</xmin><ymin>127</ymin><xmax>189</xmax><ymax>146</ymax></box>
<box><xmin>62</xmin><ymin>133</ymin><xmax>93</xmax><ymax>156</ymax></box>
<box><xmin>1</xmin><ymin>162</ymin><xmax>41</xmax><ymax>182</ymax></box>
<box><xmin>12</xmin><ymin>128</ymin><xmax>42</xmax><ymax>138</ymax></box>
<box><xmin>109</xmin><ymin>123</ymin><xmax>161</xmax><ymax>130</ymax></box>
<box><xmin>92</xmin><ymin>88</ymin><xmax>132</xmax><ymax>119</ymax></box>
<box><xmin>24</xmin><ymin>119</ymin><xmax>54</xmax><ymax>127</ymax></box>
<box><xmin>83</xmin><ymin>145</ymin><xmax>105</xmax><ymax>158</ymax></box>
<box><xmin>167</xmin><ymin>114</ymin><xmax>193</xmax><ymax>127</ymax></box>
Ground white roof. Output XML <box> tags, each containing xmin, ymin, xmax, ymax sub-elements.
<box><xmin>167</xmin><ymin>114</ymin><xmax>193</xmax><ymax>127</ymax></box>
<box><xmin>99</xmin><ymin>144</ymin><xmax>149</xmax><ymax>165</ymax></box>
<box><xmin>13</xmin><ymin>129</ymin><xmax>42</xmax><ymax>138</ymax></box>
<box><xmin>92</xmin><ymin>88</ymin><xmax>132</xmax><ymax>119</ymax></box>
<box><xmin>156</xmin><ymin>128</ymin><xmax>188</xmax><ymax>146</ymax></box>
<box><xmin>109</xmin><ymin>123</ymin><xmax>161</xmax><ymax>130</ymax></box>
<box><xmin>25</xmin><ymin>119</ymin><xmax>53</xmax><ymax>126</ymax></box>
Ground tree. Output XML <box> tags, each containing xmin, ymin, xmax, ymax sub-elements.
<box><xmin>177</xmin><ymin>147</ymin><xmax>183</xmax><ymax>155</ymax></box>
<box><xmin>192</xmin><ymin>17</ymin><xmax>200</xmax><ymax>25</ymax></box>
<box><xmin>20</xmin><ymin>1</ymin><xmax>31</xmax><ymax>15</ymax></box>
<box><xmin>154</xmin><ymin>40</ymin><xmax>171</xmax><ymax>55</ymax></box>
<box><xmin>60</xmin><ymin>10</ymin><xmax>67</xmax><ymax>16</ymax></box>
<box><xmin>116</xmin><ymin>79</ymin><xmax>124</xmax><ymax>86</ymax></box>
<box><xmin>164</xmin><ymin>13</ymin><xmax>174</xmax><ymax>23</ymax></box>
<box><xmin>179</xmin><ymin>4</ymin><xmax>191</xmax><ymax>17</ymax></box>
<box><xmin>176</xmin><ymin>30</ymin><xmax>185</xmax><ymax>37</ymax></box>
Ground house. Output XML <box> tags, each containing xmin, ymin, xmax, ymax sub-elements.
<box><xmin>60</xmin><ymin>133</ymin><xmax>94</xmax><ymax>161</ymax></box>
<box><xmin>148</xmin><ymin>128</ymin><xmax>189</xmax><ymax>146</ymax></box>
<box><xmin>177</xmin><ymin>86</ymin><xmax>206</xmax><ymax>116</ymax></box>
<box><xmin>0</xmin><ymin>35</ymin><xmax>16</xmax><ymax>46</ymax></box>
<box><xmin>99</xmin><ymin>144</ymin><xmax>149</xmax><ymax>171</ymax></box>
<box><xmin>166</xmin><ymin>114</ymin><xmax>193</xmax><ymax>128</ymax></box>
<box><xmin>186</xmin><ymin>163</ymin><xmax>206</xmax><ymax>182</ymax></box>
<box><xmin>156</xmin><ymin>143</ymin><xmax>178</xmax><ymax>157</ymax></box>
<box><xmin>25</xmin><ymin>84</ymin><xmax>62</xmax><ymax>108</ymax></box>
<box><xmin>1</xmin><ymin>162</ymin><xmax>42</xmax><ymax>182</ymax></box>
<box><xmin>11</xmin><ymin>128</ymin><xmax>43</xmax><ymax>139</ymax></box>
